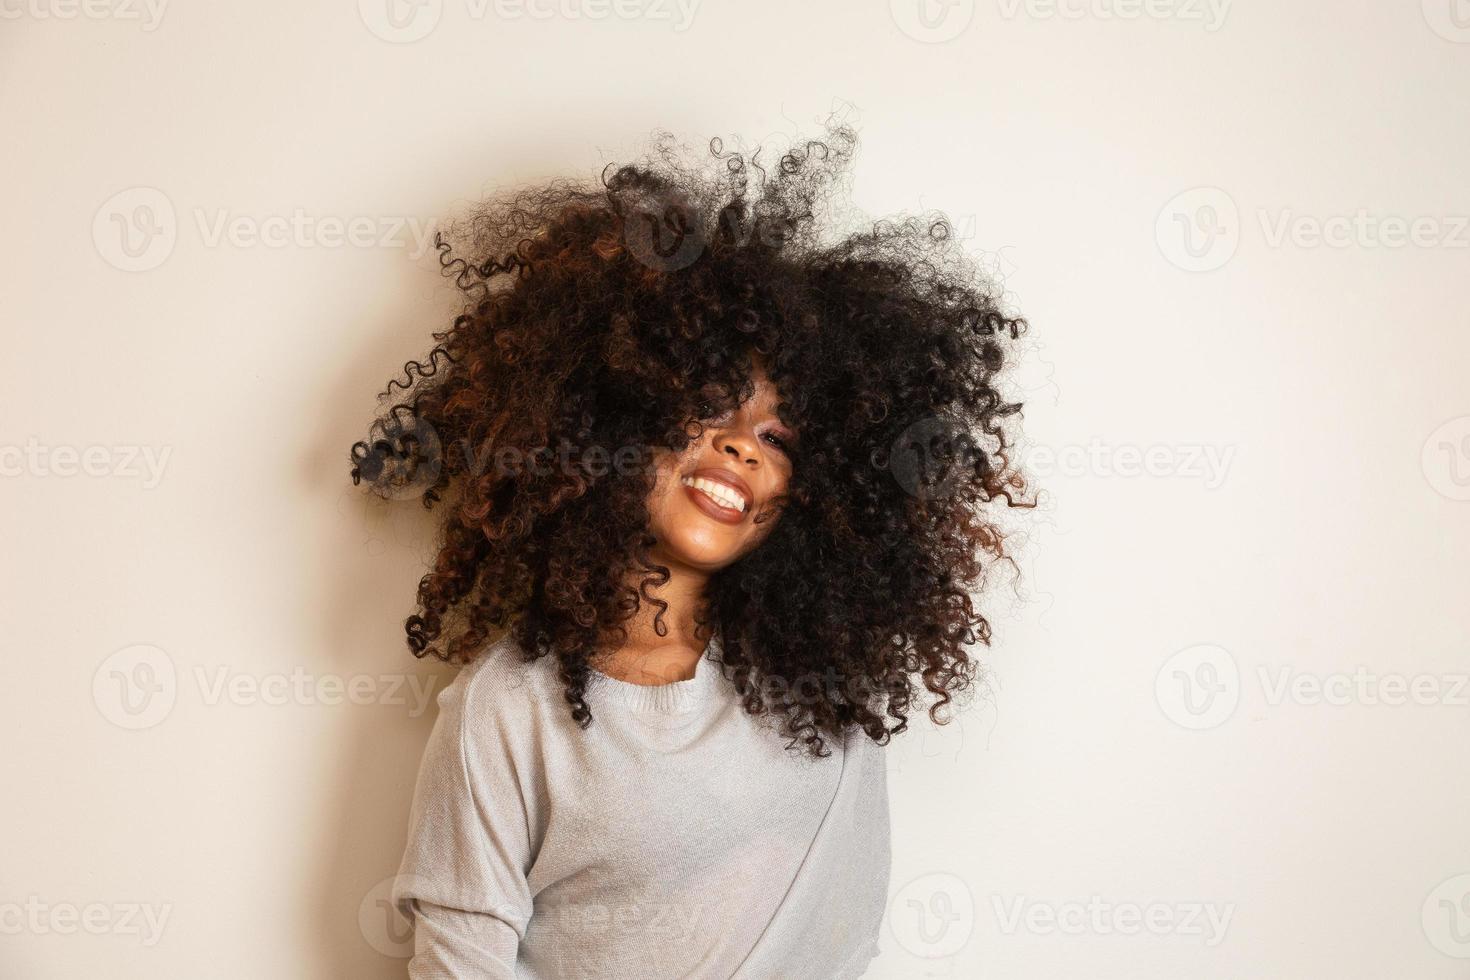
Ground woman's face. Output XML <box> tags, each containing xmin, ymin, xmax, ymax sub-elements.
<box><xmin>644</xmin><ymin>363</ymin><xmax>798</xmax><ymax>573</ymax></box>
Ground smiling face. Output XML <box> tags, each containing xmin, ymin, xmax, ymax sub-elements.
<box><xmin>644</xmin><ymin>360</ymin><xmax>798</xmax><ymax>574</ymax></box>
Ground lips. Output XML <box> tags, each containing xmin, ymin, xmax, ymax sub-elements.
<box><xmin>681</xmin><ymin>467</ymin><xmax>754</xmax><ymax>525</ymax></box>
<box><xmin>686</xmin><ymin>467</ymin><xmax>753</xmax><ymax>508</ymax></box>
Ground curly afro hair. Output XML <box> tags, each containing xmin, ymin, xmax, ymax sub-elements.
<box><xmin>350</xmin><ymin>117</ymin><xmax>1030</xmax><ymax>757</ymax></box>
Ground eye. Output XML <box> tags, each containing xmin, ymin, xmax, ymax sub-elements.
<box><xmin>696</xmin><ymin>400</ymin><xmax>733</xmax><ymax>424</ymax></box>
<box><xmin>762</xmin><ymin>430</ymin><xmax>792</xmax><ymax>453</ymax></box>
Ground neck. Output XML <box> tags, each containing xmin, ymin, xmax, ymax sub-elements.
<box><xmin>598</xmin><ymin>557</ymin><xmax>714</xmax><ymax>685</ymax></box>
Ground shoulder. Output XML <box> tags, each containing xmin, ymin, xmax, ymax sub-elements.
<box><xmin>433</xmin><ymin>631</ymin><xmax>563</xmax><ymax>735</ymax></box>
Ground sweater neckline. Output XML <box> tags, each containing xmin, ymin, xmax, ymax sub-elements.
<box><xmin>588</xmin><ymin>634</ymin><xmax>725</xmax><ymax>714</ymax></box>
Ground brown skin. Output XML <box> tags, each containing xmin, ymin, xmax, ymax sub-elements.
<box><xmin>594</xmin><ymin>361</ymin><xmax>797</xmax><ymax>685</ymax></box>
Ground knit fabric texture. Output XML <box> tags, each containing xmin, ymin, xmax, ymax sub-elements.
<box><xmin>392</xmin><ymin>631</ymin><xmax>892</xmax><ymax>979</ymax></box>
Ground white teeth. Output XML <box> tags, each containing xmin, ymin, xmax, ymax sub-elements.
<box><xmin>681</xmin><ymin>476</ymin><xmax>746</xmax><ymax>513</ymax></box>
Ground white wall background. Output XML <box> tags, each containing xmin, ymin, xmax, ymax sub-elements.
<box><xmin>3</xmin><ymin>1</ymin><xmax>1468</xmax><ymax>977</ymax></box>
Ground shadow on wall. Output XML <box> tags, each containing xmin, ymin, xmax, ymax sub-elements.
<box><xmin>306</xmin><ymin>275</ymin><xmax>462</xmax><ymax>978</ymax></box>
<box><xmin>302</xmin><ymin>139</ymin><xmax>605</xmax><ymax>977</ymax></box>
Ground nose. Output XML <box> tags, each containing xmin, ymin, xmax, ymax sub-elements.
<box><xmin>713</xmin><ymin>427</ymin><xmax>761</xmax><ymax>466</ymax></box>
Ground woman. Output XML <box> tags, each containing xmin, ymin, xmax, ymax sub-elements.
<box><xmin>349</xmin><ymin>118</ymin><xmax>1028</xmax><ymax>978</ymax></box>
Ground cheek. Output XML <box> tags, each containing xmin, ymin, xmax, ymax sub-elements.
<box><xmin>747</xmin><ymin>474</ymin><xmax>790</xmax><ymax>528</ymax></box>
<box><xmin>760</xmin><ymin>467</ymin><xmax>793</xmax><ymax>509</ymax></box>
<box><xmin>645</xmin><ymin>445</ymin><xmax>699</xmax><ymax>512</ymax></box>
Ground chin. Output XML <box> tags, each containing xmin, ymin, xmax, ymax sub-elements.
<box><xmin>656</xmin><ymin>532</ymin><xmax>745</xmax><ymax>572</ymax></box>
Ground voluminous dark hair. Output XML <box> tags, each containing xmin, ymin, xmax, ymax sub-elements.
<box><xmin>350</xmin><ymin>118</ymin><xmax>1030</xmax><ymax>757</ymax></box>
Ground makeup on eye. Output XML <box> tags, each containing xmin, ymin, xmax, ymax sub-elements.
<box><xmin>694</xmin><ymin>400</ymin><xmax>796</xmax><ymax>452</ymax></box>
<box><xmin>760</xmin><ymin>426</ymin><xmax>795</xmax><ymax>453</ymax></box>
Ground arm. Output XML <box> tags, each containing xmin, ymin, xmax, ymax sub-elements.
<box><xmin>391</xmin><ymin>663</ymin><xmax>536</xmax><ymax>979</ymax></box>
<box><xmin>398</xmin><ymin>899</ymin><xmax>521</xmax><ymax>979</ymax></box>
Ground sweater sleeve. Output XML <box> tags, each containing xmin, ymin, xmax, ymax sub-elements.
<box><xmin>391</xmin><ymin>659</ymin><xmax>536</xmax><ymax>979</ymax></box>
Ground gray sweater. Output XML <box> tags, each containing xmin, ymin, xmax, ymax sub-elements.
<box><xmin>391</xmin><ymin>632</ymin><xmax>892</xmax><ymax>978</ymax></box>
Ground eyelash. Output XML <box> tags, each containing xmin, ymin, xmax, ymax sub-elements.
<box><xmin>697</xmin><ymin>403</ymin><xmax>793</xmax><ymax>453</ymax></box>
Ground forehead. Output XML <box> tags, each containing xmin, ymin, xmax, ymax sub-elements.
<box><xmin>739</xmin><ymin>366</ymin><xmax>788</xmax><ymax>414</ymax></box>
<box><xmin>698</xmin><ymin>354</ymin><xmax>798</xmax><ymax>421</ymax></box>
